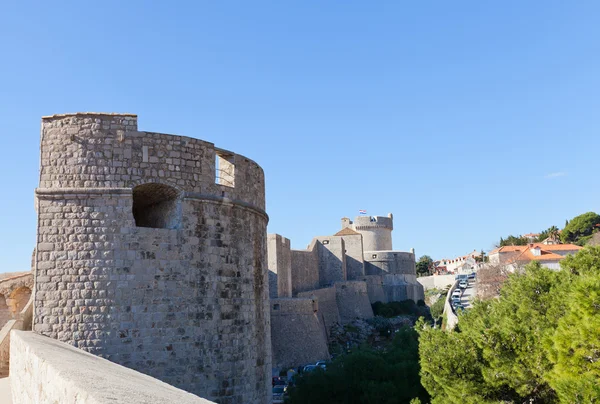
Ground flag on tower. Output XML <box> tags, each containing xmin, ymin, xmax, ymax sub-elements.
<box><xmin>359</xmin><ymin>210</ymin><xmax>367</xmax><ymax>215</ymax></box>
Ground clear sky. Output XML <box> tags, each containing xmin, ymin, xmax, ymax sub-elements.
<box><xmin>1</xmin><ymin>1</ymin><xmax>599</xmax><ymax>273</ymax></box>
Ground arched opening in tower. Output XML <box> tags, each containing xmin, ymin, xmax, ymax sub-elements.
<box><xmin>132</xmin><ymin>183</ymin><xmax>181</xmax><ymax>229</ymax></box>
<box><xmin>7</xmin><ymin>287</ymin><xmax>31</xmax><ymax>318</ymax></box>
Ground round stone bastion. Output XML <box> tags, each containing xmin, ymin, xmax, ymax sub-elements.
<box><xmin>33</xmin><ymin>113</ymin><xmax>271</xmax><ymax>404</ymax></box>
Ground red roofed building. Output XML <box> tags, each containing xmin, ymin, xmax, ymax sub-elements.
<box><xmin>488</xmin><ymin>243</ymin><xmax>582</xmax><ymax>271</ymax></box>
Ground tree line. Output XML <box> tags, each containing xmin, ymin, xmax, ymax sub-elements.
<box><xmin>287</xmin><ymin>246</ymin><xmax>600</xmax><ymax>403</ymax></box>
<box><xmin>497</xmin><ymin>211</ymin><xmax>600</xmax><ymax>247</ymax></box>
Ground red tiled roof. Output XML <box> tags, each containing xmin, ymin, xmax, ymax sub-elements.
<box><xmin>490</xmin><ymin>243</ymin><xmax>581</xmax><ymax>255</ymax></box>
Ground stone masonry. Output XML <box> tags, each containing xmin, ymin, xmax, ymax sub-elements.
<box><xmin>268</xmin><ymin>213</ymin><xmax>424</xmax><ymax>371</ymax></box>
<box><xmin>33</xmin><ymin>113</ymin><xmax>271</xmax><ymax>404</ymax></box>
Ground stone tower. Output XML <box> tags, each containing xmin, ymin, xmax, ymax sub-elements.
<box><xmin>33</xmin><ymin>113</ymin><xmax>271</xmax><ymax>403</ymax></box>
<box><xmin>351</xmin><ymin>213</ymin><xmax>393</xmax><ymax>251</ymax></box>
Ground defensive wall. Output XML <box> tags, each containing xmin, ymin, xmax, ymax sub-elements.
<box><xmin>268</xmin><ymin>234</ymin><xmax>291</xmax><ymax>298</ymax></box>
<box><xmin>298</xmin><ymin>287</ymin><xmax>340</xmax><ymax>334</ymax></box>
<box><xmin>364</xmin><ymin>251</ymin><xmax>424</xmax><ymax>302</ymax></box>
<box><xmin>267</xmin><ymin>214</ymin><xmax>424</xmax><ymax>371</ymax></box>
<box><xmin>417</xmin><ymin>274</ymin><xmax>455</xmax><ymax>291</ymax></box>
<box><xmin>334</xmin><ymin>281</ymin><xmax>374</xmax><ymax>323</ymax></box>
<box><xmin>443</xmin><ymin>280</ymin><xmax>459</xmax><ymax>330</ymax></box>
<box><xmin>269</xmin><ymin>298</ymin><xmax>329</xmax><ymax>370</ymax></box>
<box><xmin>9</xmin><ymin>331</ymin><xmax>214</xmax><ymax>404</ymax></box>
<box><xmin>359</xmin><ymin>275</ymin><xmax>386</xmax><ymax>304</ymax></box>
<box><xmin>0</xmin><ymin>274</ymin><xmax>33</xmax><ymax>331</ymax></box>
<box><xmin>0</xmin><ymin>273</ymin><xmax>34</xmax><ymax>377</ymax></box>
<box><xmin>33</xmin><ymin>113</ymin><xmax>271</xmax><ymax>403</ymax></box>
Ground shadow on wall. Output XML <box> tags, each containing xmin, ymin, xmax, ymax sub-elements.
<box><xmin>316</xmin><ymin>241</ymin><xmax>346</xmax><ymax>287</ymax></box>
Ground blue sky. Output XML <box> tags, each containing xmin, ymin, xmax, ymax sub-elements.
<box><xmin>1</xmin><ymin>1</ymin><xmax>599</xmax><ymax>273</ymax></box>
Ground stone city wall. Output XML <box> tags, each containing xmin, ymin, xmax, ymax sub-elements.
<box><xmin>315</xmin><ymin>237</ymin><xmax>346</xmax><ymax>286</ymax></box>
<box><xmin>0</xmin><ymin>274</ymin><xmax>33</xmax><ymax>330</ymax></box>
<box><xmin>0</xmin><ymin>298</ymin><xmax>32</xmax><ymax>377</ymax></box>
<box><xmin>360</xmin><ymin>275</ymin><xmax>386</xmax><ymax>304</ymax></box>
<box><xmin>364</xmin><ymin>251</ymin><xmax>416</xmax><ymax>276</ymax></box>
<box><xmin>444</xmin><ymin>281</ymin><xmax>459</xmax><ymax>330</ymax></box>
<box><xmin>10</xmin><ymin>330</ymin><xmax>213</xmax><ymax>404</ymax></box>
<box><xmin>267</xmin><ymin>234</ymin><xmax>292</xmax><ymax>298</ymax></box>
<box><xmin>298</xmin><ymin>286</ymin><xmax>340</xmax><ymax>337</ymax></box>
<box><xmin>417</xmin><ymin>274</ymin><xmax>455</xmax><ymax>291</ymax></box>
<box><xmin>269</xmin><ymin>298</ymin><xmax>329</xmax><ymax>370</ymax></box>
<box><xmin>290</xmin><ymin>241</ymin><xmax>320</xmax><ymax>296</ymax></box>
<box><xmin>382</xmin><ymin>274</ymin><xmax>425</xmax><ymax>302</ymax></box>
<box><xmin>334</xmin><ymin>281</ymin><xmax>374</xmax><ymax>323</ymax></box>
<box><xmin>34</xmin><ymin>113</ymin><xmax>271</xmax><ymax>404</ymax></box>
<box><xmin>338</xmin><ymin>234</ymin><xmax>365</xmax><ymax>281</ymax></box>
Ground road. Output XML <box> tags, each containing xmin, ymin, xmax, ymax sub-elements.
<box><xmin>459</xmin><ymin>278</ymin><xmax>477</xmax><ymax>309</ymax></box>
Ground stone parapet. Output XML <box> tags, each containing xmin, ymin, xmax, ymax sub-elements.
<box><xmin>9</xmin><ymin>330</ymin><xmax>214</xmax><ymax>404</ymax></box>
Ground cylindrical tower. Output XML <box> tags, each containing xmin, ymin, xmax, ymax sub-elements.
<box><xmin>352</xmin><ymin>213</ymin><xmax>393</xmax><ymax>251</ymax></box>
<box><xmin>34</xmin><ymin>113</ymin><xmax>271</xmax><ymax>403</ymax></box>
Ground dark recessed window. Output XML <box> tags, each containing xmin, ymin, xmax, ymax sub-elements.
<box><xmin>132</xmin><ymin>183</ymin><xmax>181</xmax><ymax>229</ymax></box>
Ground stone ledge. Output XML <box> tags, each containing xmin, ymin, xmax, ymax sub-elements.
<box><xmin>42</xmin><ymin>112</ymin><xmax>137</xmax><ymax>119</ymax></box>
<box><xmin>10</xmin><ymin>331</ymin><xmax>214</xmax><ymax>404</ymax></box>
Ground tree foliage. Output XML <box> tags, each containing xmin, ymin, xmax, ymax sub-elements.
<box><xmin>286</xmin><ymin>327</ymin><xmax>429</xmax><ymax>404</ymax></box>
<box><xmin>497</xmin><ymin>235</ymin><xmax>528</xmax><ymax>247</ymax></box>
<box><xmin>418</xmin><ymin>247</ymin><xmax>600</xmax><ymax>403</ymax></box>
<box><xmin>416</xmin><ymin>255</ymin><xmax>434</xmax><ymax>276</ymax></box>
<box><xmin>560</xmin><ymin>211</ymin><xmax>600</xmax><ymax>245</ymax></box>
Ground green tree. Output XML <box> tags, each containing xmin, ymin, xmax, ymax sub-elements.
<box><xmin>544</xmin><ymin>247</ymin><xmax>600</xmax><ymax>403</ymax></box>
<box><xmin>416</xmin><ymin>255</ymin><xmax>434</xmax><ymax>276</ymax></box>
<box><xmin>429</xmin><ymin>296</ymin><xmax>445</xmax><ymax>325</ymax></box>
<box><xmin>287</xmin><ymin>327</ymin><xmax>429</xmax><ymax>404</ymax></box>
<box><xmin>561</xmin><ymin>212</ymin><xmax>600</xmax><ymax>245</ymax></box>
<box><xmin>497</xmin><ymin>234</ymin><xmax>528</xmax><ymax>247</ymax></box>
<box><xmin>418</xmin><ymin>247</ymin><xmax>600</xmax><ymax>403</ymax></box>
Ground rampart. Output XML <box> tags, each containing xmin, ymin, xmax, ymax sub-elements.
<box><xmin>417</xmin><ymin>274</ymin><xmax>455</xmax><ymax>290</ymax></box>
<box><xmin>268</xmin><ymin>234</ymin><xmax>292</xmax><ymax>298</ymax></box>
<box><xmin>269</xmin><ymin>298</ymin><xmax>329</xmax><ymax>370</ymax></box>
<box><xmin>33</xmin><ymin>113</ymin><xmax>271</xmax><ymax>403</ymax></box>
<box><xmin>443</xmin><ymin>280</ymin><xmax>459</xmax><ymax>330</ymax></box>
<box><xmin>334</xmin><ymin>281</ymin><xmax>374</xmax><ymax>323</ymax></box>
<box><xmin>298</xmin><ymin>287</ymin><xmax>340</xmax><ymax>335</ymax></box>
<box><xmin>360</xmin><ymin>275</ymin><xmax>386</xmax><ymax>304</ymax></box>
<box><xmin>364</xmin><ymin>251</ymin><xmax>416</xmax><ymax>275</ymax></box>
<box><xmin>10</xmin><ymin>331</ymin><xmax>213</xmax><ymax>404</ymax></box>
<box><xmin>290</xmin><ymin>240</ymin><xmax>320</xmax><ymax>295</ymax></box>
<box><xmin>315</xmin><ymin>237</ymin><xmax>346</xmax><ymax>286</ymax></box>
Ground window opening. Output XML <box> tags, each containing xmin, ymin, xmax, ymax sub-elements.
<box><xmin>132</xmin><ymin>183</ymin><xmax>181</xmax><ymax>229</ymax></box>
<box><xmin>215</xmin><ymin>152</ymin><xmax>235</xmax><ymax>187</ymax></box>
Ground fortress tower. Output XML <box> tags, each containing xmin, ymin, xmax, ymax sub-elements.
<box><xmin>33</xmin><ymin>113</ymin><xmax>271</xmax><ymax>403</ymax></box>
<box><xmin>342</xmin><ymin>213</ymin><xmax>394</xmax><ymax>251</ymax></box>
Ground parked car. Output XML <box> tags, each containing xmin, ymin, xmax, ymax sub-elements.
<box><xmin>459</xmin><ymin>280</ymin><xmax>468</xmax><ymax>289</ymax></box>
<box><xmin>303</xmin><ymin>364</ymin><xmax>318</xmax><ymax>373</ymax></box>
<box><xmin>468</xmin><ymin>273</ymin><xmax>476</xmax><ymax>281</ymax></box>
<box><xmin>273</xmin><ymin>385</ymin><xmax>288</xmax><ymax>403</ymax></box>
<box><xmin>452</xmin><ymin>289</ymin><xmax>462</xmax><ymax>298</ymax></box>
<box><xmin>451</xmin><ymin>296</ymin><xmax>461</xmax><ymax>305</ymax></box>
<box><xmin>315</xmin><ymin>361</ymin><xmax>327</xmax><ymax>370</ymax></box>
<box><xmin>272</xmin><ymin>376</ymin><xmax>286</xmax><ymax>387</ymax></box>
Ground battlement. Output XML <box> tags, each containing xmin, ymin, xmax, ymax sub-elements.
<box><xmin>352</xmin><ymin>214</ymin><xmax>394</xmax><ymax>230</ymax></box>
<box><xmin>39</xmin><ymin>113</ymin><xmax>266</xmax><ymax>212</ymax></box>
